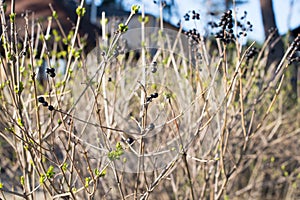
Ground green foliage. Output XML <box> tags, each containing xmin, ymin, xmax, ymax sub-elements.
<box><xmin>108</xmin><ymin>142</ymin><xmax>124</xmax><ymax>160</ymax></box>
<box><xmin>52</xmin><ymin>29</ymin><xmax>61</xmax><ymax>42</ymax></box>
<box><xmin>9</xmin><ymin>13</ymin><xmax>15</xmax><ymax>22</ymax></box>
<box><xmin>118</xmin><ymin>23</ymin><xmax>128</xmax><ymax>33</ymax></box>
<box><xmin>72</xmin><ymin>49</ymin><xmax>82</xmax><ymax>59</ymax></box>
<box><xmin>270</xmin><ymin>156</ymin><xmax>275</xmax><ymax>163</ymax></box>
<box><xmin>85</xmin><ymin>177</ymin><xmax>91</xmax><ymax>188</ymax></box>
<box><xmin>52</xmin><ymin>11</ymin><xmax>58</xmax><ymax>19</ymax></box>
<box><xmin>14</xmin><ymin>82</ymin><xmax>24</xmax><ymax>95</ymax></box>
<box><xmin>17</xmin><ymin>118</ymin><xmax>23</xmax><ymax>127</ymax></box>
<box><xmin>94</xmin><ymin>168</ymin><xmax>106</xmax><ymax>178</ymax></box>
<box><xmin>39</xmin><ymin>166</ymin><xmax>55</xmax><ymax>184</ymax></box>
<box><xmin>62</xmin><ymin>163</ymin><xmax>68</xmax><ymax>172</ymax></box>
<box><xmin>57</xmin><ymin>51</ymin><xmax>67</xmax><ymax>58</ymax></box>
<box><xmin>39</xmin><ymin>174</ymin><xmax>46</xmax><ymax>184</ymax></box>
<box><xmin>36</xmin><ymin>59</ymin><xmax>43</xmax><ymax>67</ymax></box>
<box><xmin>163</xmin><ymin>91</ymin><xmax>173</xmax><ymax>100</ymax></box>
<box><xmin>0</xmin><ymin>2</ymin><xmax>299</xmax><ymax>200</ymax></box>
<box><xmin>100</xmin><ymin>18</ymin><xmax>108</xmax><ymax>25</ymax></box>
<box><xmin>5</xmin><ymin>127</ymin><xmax>15</xmax><ymax>133</ymax></box>
<box><xmin>76</xmin><ymin>6</ymin><xmax>86</xmax><ymax>17</ymax></box>
<box><xmin>20</xmin><ymin>176</ymin><xmax>25</xmax><ymax>186</ymax></box>
<box><xmin>72</xmin><ymin>187</ymin><xmax>77</xmax><ymax>193</ymax></box>
<box><xmin>131</xmin><ymin>5</ymin><xmax>140</xmax><ymax>14</ymax></box>
<box><xmin>138</xmin><ymin>16</ymin><xmax>149</xmax><ymax>23</ymax></box>
<box><xmin>46</xmin><ymin>165</ymin><xmax>55</xmax><ymax>179</ymax></box>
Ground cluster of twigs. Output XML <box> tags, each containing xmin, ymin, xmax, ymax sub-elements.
<box><xmin>0</xmin><ymin>1</ymin><xmax>299</xmax><ymax>200</ymax></box>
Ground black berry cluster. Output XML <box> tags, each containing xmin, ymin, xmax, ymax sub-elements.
<box><xmin>146</xmin><ymin>92</ymin><xmax>159</xmax><ymax>103</ymax></box>
<box><xmin>245</xmin><ymin>47</ymin><xmax>259</xmax><ymax>62</ymax></box>
<box><xmin>214</xmin><ymin>10</ymin><xmax>235</xmax><ymax>43</ymax></box>
<box><xmin>288</xmin><ymin>34</ymin><xmax>300</xmax><ymax>64</ymax></box>
<box><xmin>38</xmin><ymin>96</ymin><xmax>55</xmax><ymax>111</ymax></box>
<box><xmin>151</xmin><ymin>61</ymin><xmax>157</xmax><ymax>73</ymax></box>
<box><xmin>208</xmin><ymin>21</ymin><xmax>218</xmax><ymax>28</ymax></box>
<box><xmin>183</xmin><ymin>10</ymin><xmax>200</xmax><ymax>21</ymax></box>
<box><xmin>184</xmin><ymin>28</ymin><xmax>201</xmax><ymax>43</ymax></box>
<box><xmin>192</xmin><ymin>10</ymin><xmax>200</xmax><ymax>20</ymax></box>
<box><xmin>236</xmin><ymin>11</ymin><xmax>253</xmax><ymax>37</ymax></box>
<box><xmin>237</xmin><ymin>22</ymin><xmax>253</xmax><ymax>37</ymax></box>
<box><xmin>208</xmin><ymin>10</ymin><xmax>253</xmax><ymax>43</ymax></box>
<box><xmin>46</xmin><ymin>68</ymin><xmax>56</xmax><ymax>78</ymax></box>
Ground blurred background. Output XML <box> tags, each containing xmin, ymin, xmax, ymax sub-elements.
<box><xmin>86</xmin><ymin>0</ymin><xmax>300</xmax><ymax>43</ymax></box>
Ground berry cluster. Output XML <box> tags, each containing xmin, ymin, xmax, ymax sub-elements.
<box><xmin>192</xmin><ymin>10</ymin><xmax>200</xmax><ymax>20</ymax></box>
<box><xmin>245</xmin><ymin>47</ymin><xmax>259</xmax><ymax>62</ymax></box>
<box><xmin>235</xmin><ymin>11</ymin><xmax>253</xmax><ymax>38</ymax></box>
<box><xmin>46</xmin><ymin>68</ymin><xmax>56</xmax><ymax>78</ymax></box>
<box><xmin>151</xmin><ymin>61</ymin><xmax>157</xmax><ymax>73</ymax></box>
<box><xmin>146</xmin><ymin>92</ymin><xmax>158</xmax><ymax>103</ymax></box>
<box><xmin>184</xmin><ymin>28</ymin><xmax>201</xmax><ymax>43</ymax></box>
<box><xmin>183</xmin><ymin>10</ymin><xmax>200</xmax><ymax>21</ymax></box>
<box><xmin>214</xmin><ymin>10</ymin><xmax>235</xmax><ymax>43</ymax></box>
<box><xmin>236</xmin><ymin>21</ymin><xmax>253</xmax><ymax>37</ymax></box>
<box><xmin>208</xmin><ymin>10</ymin><xmax>253</xmax><ymax>43</ymax></box>
<box><xmin>208</xmin><ymin>21</ymin><xmax>218</xmax><ymax>29</ymax></box>
<box><xmin>288</xmin><ymin>34</ymin><xmax>300</xmax><ymax>64</ymax></box>
<box><xmin>38</xmin><ymin>96</ymin><xmax>54</xmax><ymax>111</ymax></box>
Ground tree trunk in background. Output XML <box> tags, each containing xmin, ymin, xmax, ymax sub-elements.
<box><xmin>260</xmin><ymin>0</ymin><xmax>298</xmax><ymax>102</ymax></box>
<box><xmin>260</xmin><ymin>0</ymin><xmax>284</xmax><ymax>70</ymax></box>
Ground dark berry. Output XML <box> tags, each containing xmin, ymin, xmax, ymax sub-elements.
<box><xmin>49</xmin><ymin>72</ymin><xmax>56</xmax><ymax>78</ymax></box>
<box><xmin>38</xmin><ymin>96</ymin><xmax>45</xmax><ymax>103</ymax></box>
<box><xmin>46</xmin><ymin>68</ymin><xmax>55</xmax><ymax>74</ymax></box>
<box><xmin>48</xmin><ymin>105</ymin><xmax>54</xmax><ymax>111</ymax></box>
<box><xmin>148</xmin><ymin>123</ymin><xmax>155</xmax><ymax>131</ymax></box>
<box><xmin>127</xmin><ymin>137</ymin><xmax>134</xmax><ymax>145</ymax></box>
<box><xmin>42</xmin><ymin>101</ymin><xmax>48</xmax><ymax>107</ymax></box>
<box><xmin>151</xmin><ymin>92</ymin><xmax>158</xmax><ymax>98</ymax></box>
<box><xmin>151</xmin><ymin>67</ymin><xmax>157</xmax><ymax>73</ymax></box>
<box><xmin>184</xmin><ymin>13</ymin><xmax>190</xmax><ymax>21</ymax></box>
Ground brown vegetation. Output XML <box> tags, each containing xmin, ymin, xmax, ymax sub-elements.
<box><xmin>0</xmin><ymin>1</ymin><xmax>299</xmax><ymax>200</ymax></box>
